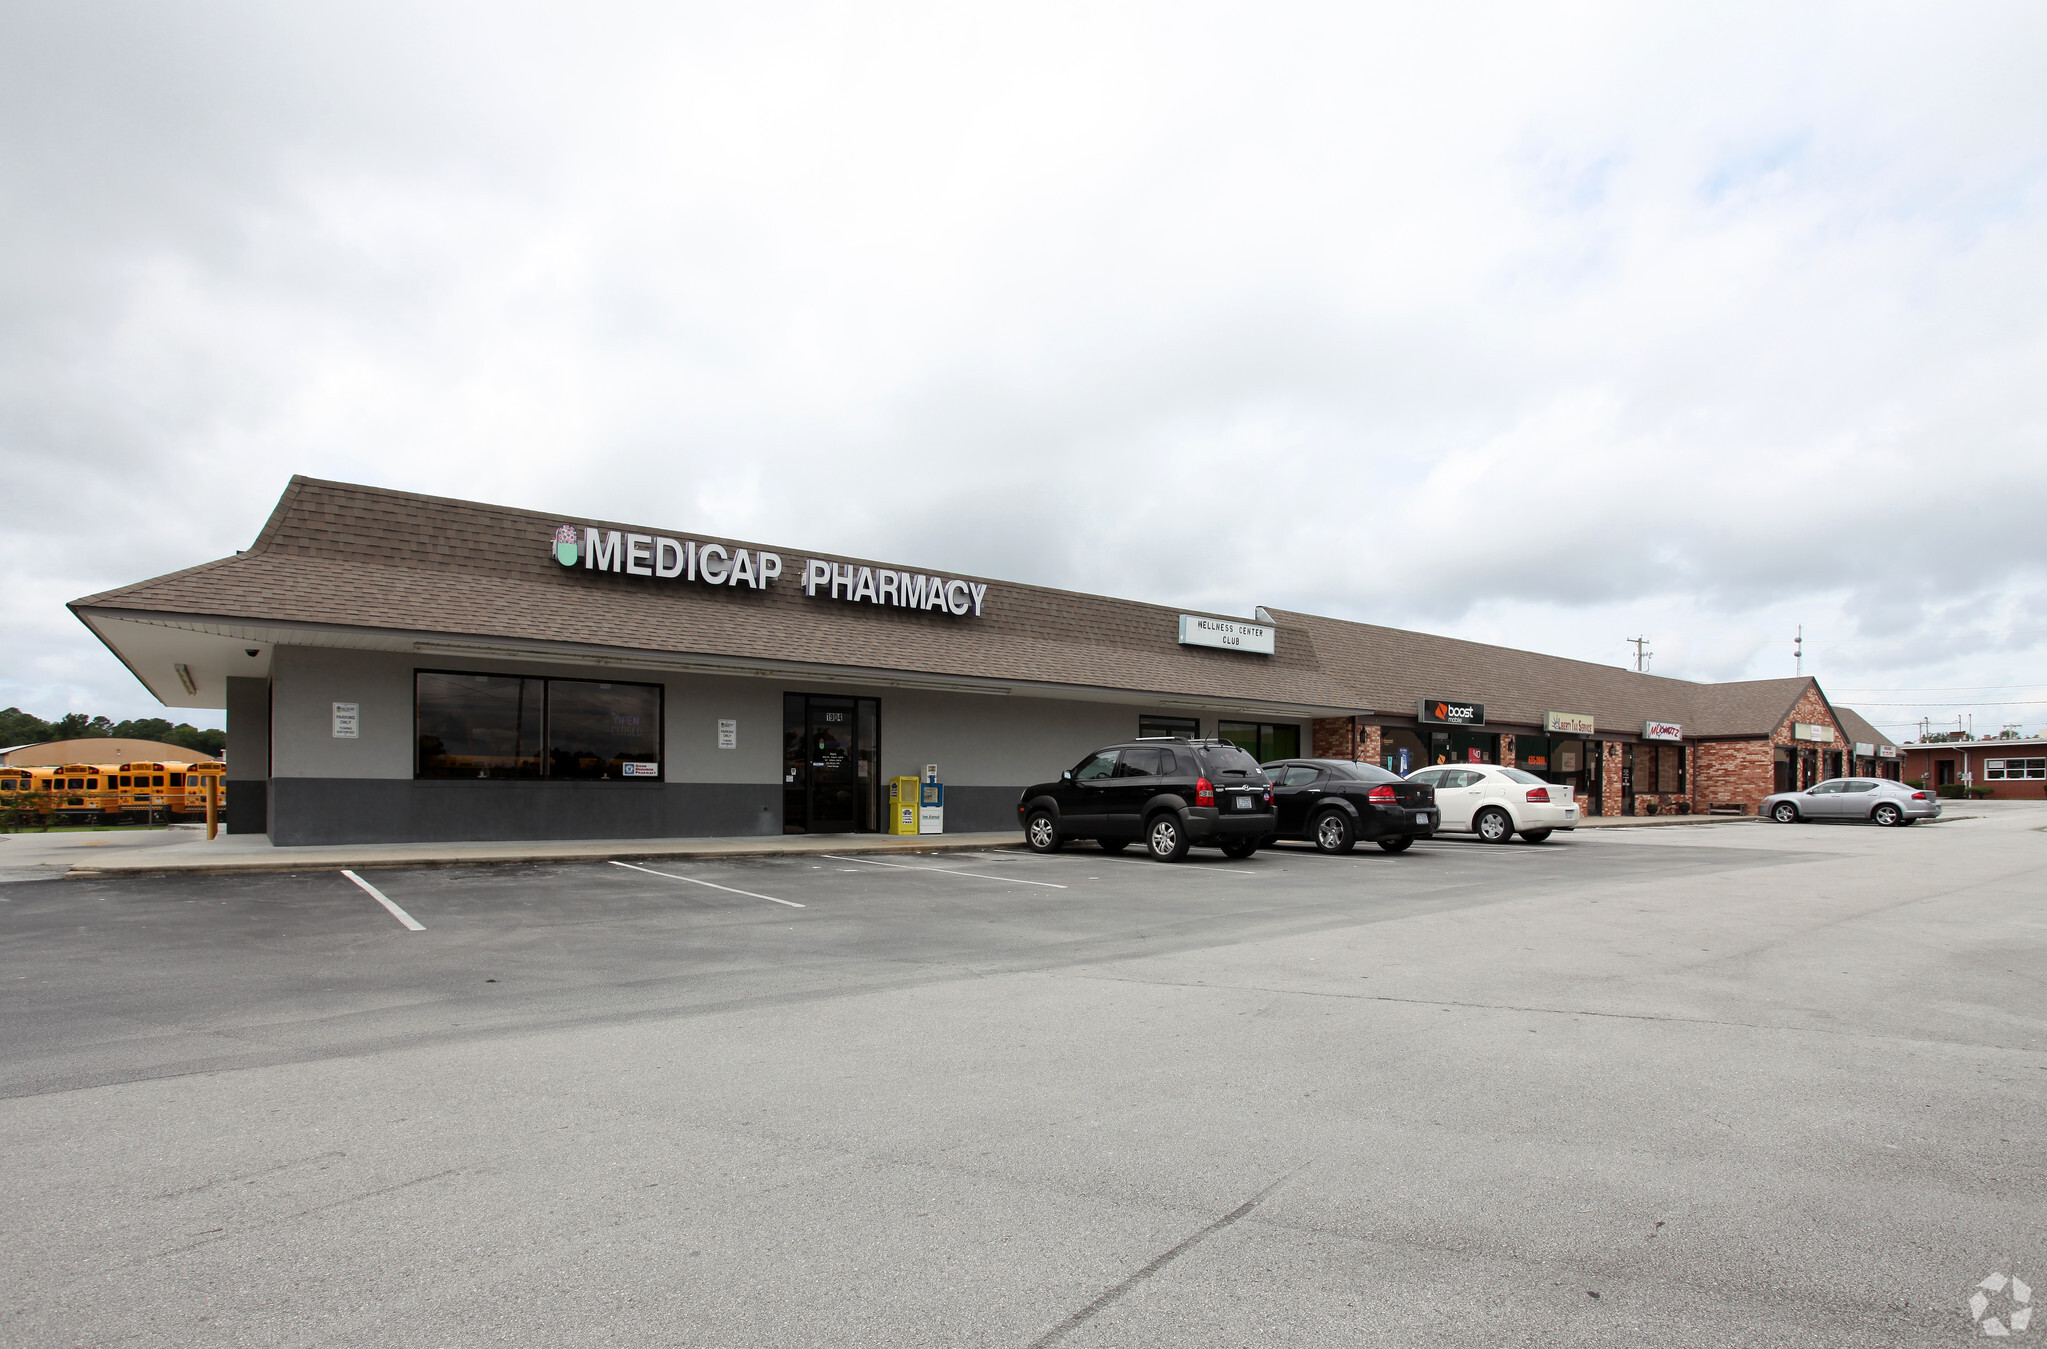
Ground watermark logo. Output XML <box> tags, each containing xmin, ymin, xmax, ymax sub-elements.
<box><xmin>1971</xmin><ymin>1272</ymin><xmax>2032</xmax><ymax>1336</ymax></box>
<box><xmin>552</xmin><ymin>524</ymin><xmax>579</xmax><ymax>566</ymax></box>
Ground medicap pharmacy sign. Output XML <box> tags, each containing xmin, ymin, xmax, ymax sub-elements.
<box><xmin>1177</xmin><ymin>615</ymin><xmax>1275</xmax><ymax>655</ymax></box>
<box><xmin>550</xmin><ymin>524</ymin><xmax>990</xmax><ymax>617</ymax></box>
<box><xmin>1642</xmin><ymin>721</ymin><xmax>1684</xmax><ymax>742</ymax></box>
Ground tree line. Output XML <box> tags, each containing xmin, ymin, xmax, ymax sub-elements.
<box><xmin>0</xmin><ymin>707</ymin><xmax>227</xmax><ymax>760</ymax></box>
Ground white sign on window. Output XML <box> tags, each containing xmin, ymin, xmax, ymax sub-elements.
<box><xmin>1177</xmin><ymin>614</ymin><xmax>1275</xmax><ymax>655</ymax></box>
<box><xmin>332</xmin><ymin>702</ymin><xmax>359</xmax><ymax>739</ymax></box>
<box><xmin>717</xmin><ymin>719</ymin><xmax>737</xmax><ymax>749</ymax></box>
<box><xmin>1792</xmin><ymin>722</ymin><xmax>1834</xmax><ymax>742</ymax></box>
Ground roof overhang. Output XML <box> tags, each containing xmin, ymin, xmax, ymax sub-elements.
<box><xmin>73</xmin><ymin>607</ymin><xmax>1371</xmax><ymax>721</ymax></box>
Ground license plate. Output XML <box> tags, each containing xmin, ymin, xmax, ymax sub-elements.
<box><xmin>1235</xmin><ymin>797</ymin><xmax>1255</xmax><ymax>811</ymax></box>
<box><xmin>1413</xmin><ymin>812</ymin><xmax>1429</xmax><ymax>824</ymax></box>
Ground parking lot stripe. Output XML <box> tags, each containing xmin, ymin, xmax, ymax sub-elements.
<box><xmin>824</xmin><ymin>855</ymin><xmax>1066</xmax><ymax>888</ymax></box>
<box><xmin>340</xmin><ymin>870</ymin><xmax>426</xmax><ymax>931</ymax></box>
<box><xmin>607</xmin><ymin>860</ymin><xmax>805</xmax><ymax>908</ymax></box>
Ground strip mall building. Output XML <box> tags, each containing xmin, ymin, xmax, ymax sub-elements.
<box><xmin>71</xmin><ymin>478</ymin><xmax>1901</xmax><ymax>845</ymax></box>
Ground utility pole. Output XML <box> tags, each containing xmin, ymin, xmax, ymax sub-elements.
<box><xmin>1794</xmin><ymin>625</ymin><xmax>1803</xmax><ymax>676</ymax></box>
<box><xmin>1628</xmin><ymin>636</ymin><xmax>1652</xmax><ymax>673</ymax></box>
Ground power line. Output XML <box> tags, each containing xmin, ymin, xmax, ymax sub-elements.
<box><xmin>1846</xmin><ymin>700</ymin><xmax>2047</xmax><ymax>707</ymax></box>
<box><xmin>1831</xmin><ymin>684</ymin><xmax>2046</xmax><ymax>693</ymax></box>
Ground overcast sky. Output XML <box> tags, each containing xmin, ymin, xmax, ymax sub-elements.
<box><xmin>5</xmin><ymin>1</ymin><xmax>2044</xmax><ymax>737</ymax></box>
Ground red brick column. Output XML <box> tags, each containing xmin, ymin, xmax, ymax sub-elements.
<box><xmin>1602</xmin><ymin>742</ymin><xmax>1624</xmax><ymax>816</ymax></box>
<box><xmin>1312</xmin><ymin>718</ymin><xmax>1352</xmax><ymax>759</ymax></box>
<box><xmin>1311</xmin><ymin>718</ymin><xmax>1387</xmax><ymax>764</ymax></box>
<box><xmin>1501</xmin><ymin>735</ymin><xmax>1516</xmax><ymax>769</ymax></box>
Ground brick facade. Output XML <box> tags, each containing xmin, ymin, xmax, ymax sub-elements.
<box><xmin>1693</xmin><ymin>740</ymin><xmax>1773</xmax><ymax>813</ymax></box>
<box><xmin>1315</xmin><ymin>701</ymin><xmax>1858</xmax><ymax>819</ymax></box>
<box><xmin>1903</xmin><ymin>742</ymin><xmax>2047</xmax><ymax>799</ymax></box>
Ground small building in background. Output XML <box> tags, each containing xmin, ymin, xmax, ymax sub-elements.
<box><xmin>1901</xmin><ymin>736</ymin><xmax>2047</xmax><ymax>798</ymax></box>
<box><xmin>0</xmin><ymin>738</ymin><xmax>221</xmax><ymax>767</ymax></box>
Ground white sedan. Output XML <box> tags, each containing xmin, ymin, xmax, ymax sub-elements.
<box><xmin>1404</xmin><ymin>764</ymin><xmax>1579</xmax><ymax>843</ymax></box>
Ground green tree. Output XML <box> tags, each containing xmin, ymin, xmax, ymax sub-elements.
<box><xmin>0</xmin><ymin>707</ymin><xmax>55</xmax><ymax>746</ymax></box>
<box><xmin>0</xmin><ymin>707</ymin><xmax>224</xmax><ymax>756</ymax></box>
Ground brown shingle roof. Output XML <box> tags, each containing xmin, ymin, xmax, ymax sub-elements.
<box><xmin>72</xmin><ymin>476</ymin><xmax>1831</xmax><ymax>738</ymax></box>
<box><xmin>73</xmin><ymin>477</ymin><xmax>1364</xmax><ymax>711</ymax></box>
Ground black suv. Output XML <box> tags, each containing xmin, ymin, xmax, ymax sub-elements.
<box><xmin>1018</xmin><ymin>739</ymin><xmax>1276</xmax><ymax>862</ymax></box>
<box><xmin>1260</xmin><ymin>758</ymin><xmax>1438</xmax><ymax>854</ymax></box>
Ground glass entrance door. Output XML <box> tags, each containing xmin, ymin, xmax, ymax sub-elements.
<box><xmin>809</xmin><ymin>697</ymin><xmax>858</xmax><ymax>832</ymax></box>
<box><xmin>782</xmin><ymin>694</ymin><xmax>880</xmax><ymax>833</ymax></box>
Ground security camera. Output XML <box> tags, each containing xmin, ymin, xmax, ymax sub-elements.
<box><xmin>245</xmin><ymin>649</ymin><xmax>259</xmax><ymax>657</ymax></box>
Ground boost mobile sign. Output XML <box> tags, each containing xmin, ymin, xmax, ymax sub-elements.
<box><xmin>552</xmin><ymin>525</ymin><xmax>989</xmax><ymax>617</ymax></box>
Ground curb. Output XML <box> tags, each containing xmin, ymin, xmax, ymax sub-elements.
<box><xmin>60</xmin><ymin>834</ymin><xmax>1026</xmax><ymax>880</ymax></box>
<box><xmin>1573</xmin><ymin>814</ymin><xmax>1757</xmax><ymax>828</ymax></box>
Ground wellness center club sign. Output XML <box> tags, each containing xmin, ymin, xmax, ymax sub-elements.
<box><xmin>551</xmin><ymin>524</ymin><xmax>990</xmax><ymax>617</ymax></box>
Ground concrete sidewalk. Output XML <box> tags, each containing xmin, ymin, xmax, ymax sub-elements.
<box><xmin>18</xmin><ymin>827</ymin><xmax>1028</xmax><ymax>879</ymax></box>
<box><xmin>1572</xmin><ymin>812</ymin><xmax>1756</xmax><ymax>828</ymax></box>
<box><xmin>5</xmin><ymin>806</ymin><xmax>1765</xmax><ymax>879</ymax></box>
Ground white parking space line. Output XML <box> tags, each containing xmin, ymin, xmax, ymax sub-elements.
<box><xmin>607</xmin><ymin>860</ymin><xmax>805</xmax><ymax>908</ymax></box>
<box><xmin>824</xmin><ymin>855</ymin><xmax>1067</xmax><ymax>888</ymax></box>
<box><xmin>340</xmin><ymin>870</ymin><xmax>426</xmax><ymax>931</ymax></box>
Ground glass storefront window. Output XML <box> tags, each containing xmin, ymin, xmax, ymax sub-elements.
<box><xmin>1513</xmin><ymin>734</ymin><xmax>1552</xmax><ymax>775</ymax></box>
<box><xmin>415</xmin><ymin>670</ymin><xmax>660</xmax><ymax>781</ymax></box>
<box><xmin>547</xmin><ymin>680</ymin><xmax>663</xmax><ymax>780</ymax></box>
<box><xmin>416</xmin><ymin>672</ymin><xmax>544</xmax><ymax>778</ymax></box>
<box><xmin>1219</xmin><ymin>722</ymin><xmax>1301</xmax><ymax>763</ymax></box>
<box><xmin>1429</xmin><ymin>730</ymin><xmax>1498</xmax><ymax>765</ymax></box>
<box><xmin>1657</xmin><ymin>744</ymin><xmax>1684</xmax><ymax>794</ymax></box>
<box><xmin>1380</xmin><ymin>728</ymin><xmax>1426</xmax><ymax>775</ymax></box>
<box><xmin>1139</xmin><ymin>715</ymin><xmax>1200</xmax><ymax>740</ymax></box>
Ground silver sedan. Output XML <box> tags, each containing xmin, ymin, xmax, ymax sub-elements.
<box><xmin>1761</xmin><ymin>777</ymin><xmax>1941</xmax><ymax>826</ymax></box>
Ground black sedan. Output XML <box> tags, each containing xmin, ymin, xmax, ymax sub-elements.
<box><xmin>1259</xmin><ymin>758</ymin><xmax>1438</xmax><ymax>853</ymax></box>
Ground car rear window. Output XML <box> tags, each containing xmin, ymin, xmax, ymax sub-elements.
<box><xmin>1331</xmin><ymin>762</ymin><xmax>1401</xmax><ymax>784</ymax></box>
<box><xmin>1198</xmin><ymin>746</ymin><xmax>1265</xmax><ymax>778</ymax></box>
<box><xmin>1500</xmin><ymin>768</ymin><xmax>1547</xmax><ymax>785</ymax></box>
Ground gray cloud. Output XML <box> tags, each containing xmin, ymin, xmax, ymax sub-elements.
<box><xmin>4</xmin><ymin>1</ymin><xmax>2045</xmax><ymax>735</ymax></box>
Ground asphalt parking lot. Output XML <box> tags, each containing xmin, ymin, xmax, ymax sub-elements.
<box><xmin>3</xmin><ymin>811</ymin><xmax>2043</xmax><ymax>1347</ymax></box>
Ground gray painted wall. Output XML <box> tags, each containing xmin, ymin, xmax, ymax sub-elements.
<box><xmin>263</xmin><ymin>644</ymin><xmax>1310</xmax><ymax>844</ymax></box>
<box><xmin>224</xmin><ymin>675</ymin><xmax>270</xmax><ymax>834</ymax></box>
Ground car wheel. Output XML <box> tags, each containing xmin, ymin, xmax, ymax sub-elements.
<box><xmin>1146</xmin><ymin>813</ymin><xmax>1189</xmax><ymax>862</ymax></box>
<box><xmin>1098</xmin><ymin>838</ymin><xmax>1130</xmax><ymax>853</ymax></box>
<box><xmin>1025</xmin><ymin>810</ymin><xmax>1063</xmax><ymax>853</ymax></box>
<box><xmin>1476</xmin><ymin>808</ymin><xmax>1513</xmax><ymax>843</ymax></box>
<box><xmin>1219</xmin><ymin>837</ymin><xmax>1259</xmax><ymax>859</ymax></box>
<box><xmin>1872</xmin><ymin>803</ymin><xmax>1903</xmax><ymax>828</ymax></box>
<box><xmin>1377</xmin><ymin>835</ymin><xmax>1414</xmax><ymax>854</ymax></box>
<box><xmin>1521</xmin><ymin>829</ymin><xmax>1553</xmax><ymax>843</ymax></box>
<box><xmin>1312</xmin><ymin>810</ymin><xmax>1356</xmax><ymax>855</ymax></box>
<box><xmin>1771</xmin><ymin>802</ymin><xmax>1800</xmax><ymax>824</ymax></box>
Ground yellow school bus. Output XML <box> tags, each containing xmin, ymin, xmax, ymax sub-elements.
<box><xmin>0</xmin><ymin>767</ymin><xmax>50</xmax><ymax>822</ymax></box>
<box><xmin>111</xmin><ymin>762</ymin><xmax>173</xmax><ymax>819</ymax></box>
<box><xmin>47</xmin><ymin>764</ymin><xmax>121</xmax><ymax>824</ymax></box>
<box><xmin>171</xmin><ymin>761</ymin><xmax>227</xmax><ymax>820</ymax></box>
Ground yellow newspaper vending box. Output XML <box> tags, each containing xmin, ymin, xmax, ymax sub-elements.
<box><xmin>886</xmin><ymin>776</ymin><xmax>921</xmax><ymax>835</ymax></box>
